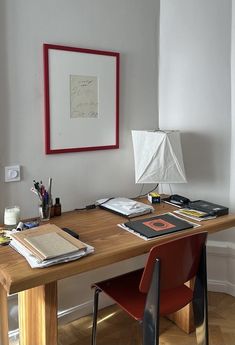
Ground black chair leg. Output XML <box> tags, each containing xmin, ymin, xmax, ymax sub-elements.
<box><xmin>143</xmin><ymin>259</ymin><xmax>160</xmax><ymax>345</ymax></box>
<box><xmin>192</xmin><ymin>245</ymin><xmax>209</xmax><ymax>345</ymax></box>
<box><xmin>91</xmin><ymin>288</ymin><xmax>101</xmax><ymax>345</ymax></box>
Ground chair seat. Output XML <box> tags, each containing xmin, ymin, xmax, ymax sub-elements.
<box><xmin>93</xmin><ymin>268</ymin><xmax>193</xmax><ymax>321</ymax></box>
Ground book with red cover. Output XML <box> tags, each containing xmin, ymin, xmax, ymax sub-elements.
<box><xmin>124</xmin><ymin>213</ymin><xmax>193</xmax><ymax>239</ymax></box>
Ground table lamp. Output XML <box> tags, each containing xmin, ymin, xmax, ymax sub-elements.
<box><xmin>131</xmin><ymin>130</ymin><xmax>187</xmax><ymax>185</ymax></box>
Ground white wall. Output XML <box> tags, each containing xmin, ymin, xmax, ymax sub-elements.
<box><xmin>159</xmin><ymin>0</ymin><xmax>235</xmax><ymax>297</ymax></box>
<box><xmin>2</xmin><ymin>0</ymin><xmax>235</xmax><ymax>337</ymax></box>
<box><xmin>0</xmin><ymin>0</ymin><xmax>159</xmax><ymax>220</ymax></box>
<box><xmin>159</xmin><ymin>0</ymin><xmax>234</xmax><ymax>240</ymax></box>
<box><xmin>0</xmin><ymin>0</ymin><xmax>160</xmax><ymax>334</ymax></box>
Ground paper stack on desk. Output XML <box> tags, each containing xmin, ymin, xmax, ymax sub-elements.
<box><xmin>10</xmin><ymin>224</ymin><xmax>94</xmax><ymax>268</ymax></box>
<box><xmin>97</xmin><ymin>197</ymin><xmax>154</xmax><ymax>218</ymax></box>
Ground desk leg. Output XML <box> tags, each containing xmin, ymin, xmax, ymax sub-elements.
<box><xmin>167</xmin><ymin>280</ymin><xmax>195</xmax><ymax>334</ymax></box>
<box><xmin>167</xmin><ymin>301</ymin><xmax>194</xmax><ymax>334</ymax></box>
<box><xmin>0</xmin><ymin>284</ymin><xmax>9</xmax><ymax>345</ymax></box>
<box><xmin>18</xmin><ymin>282</ymin><xmax>58</xmax><ymax>345</ymax></box>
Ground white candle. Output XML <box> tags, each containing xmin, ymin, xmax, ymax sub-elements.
<box><xmin>4</xmin><ymin>206</ymin><xmax>20</xmax><ymax>226</ymax></box>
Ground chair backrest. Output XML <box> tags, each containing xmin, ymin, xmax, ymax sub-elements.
<box><xmin>139</xmin><ymin>231</ymin><xmax>207</xmax><ymax>293</ymax></box>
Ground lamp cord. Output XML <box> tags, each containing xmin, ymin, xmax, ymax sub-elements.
<box><xmin>136</xmin><ymin>183</ymin><xmax>159</xmax><ymax>198</ymax></box>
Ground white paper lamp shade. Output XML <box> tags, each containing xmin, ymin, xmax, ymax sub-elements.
<box><xmin>132</xmin><ymin>130</ymin><xmax>187</xmax><ymax>184</ymax></box>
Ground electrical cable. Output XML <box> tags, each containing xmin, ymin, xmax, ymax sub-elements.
<box><xmin>75</xmin><ymin>197</ymin><xmax>115</xmax><ymax>211</ymax></box>
<box><xmin>136</xmin><ymin>183</ymin><xmax>159</xmax><ymax>198</ymax></box>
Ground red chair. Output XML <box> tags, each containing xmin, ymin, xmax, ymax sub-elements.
<box><xmin>91</xmin><ymin>231</ymin><xmax>208</xmax><ymax>345</ymax></box>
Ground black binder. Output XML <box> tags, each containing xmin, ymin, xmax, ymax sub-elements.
<box><xmin>188</xmin><ymin>200</ymin><xmax>228</xmax><ymax>217</ymax></box>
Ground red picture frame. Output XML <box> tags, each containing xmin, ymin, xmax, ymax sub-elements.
<box><xmin>43</xmin><ymin>44</ymin><xmax>119</xmax><ymax>154</ymax></box>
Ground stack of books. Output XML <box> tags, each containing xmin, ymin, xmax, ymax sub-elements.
<box><xmin>10</xmin><ymin>224</ymin><xmax>94</xmax><ymax>268</ymax></box>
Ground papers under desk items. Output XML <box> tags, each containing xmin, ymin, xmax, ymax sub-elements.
<box><xmin>10</xmin><ymin>239</ymin><xmax>94</xmax><ymax>268</ymax></box>
<box><xmin>118</xmin><ymin>212</ymin><xmax>200</xmax><ymax>241</ymax></box>
<box><xmin>10</xmin><ymin>224</ymin><xmax>94</xmax><ymax>268</ymax></box>
<box><xmin>97</xmin><ymin>197</ymin><xmax>154</xmax><ymax>218</ymax></box>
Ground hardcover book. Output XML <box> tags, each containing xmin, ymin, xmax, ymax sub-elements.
<box><xmin>24</xmin><ymin>232</ymin><xmax>79</xmax><ymax>260</ymax></box>
<box><xmin>124</xmin><ymin>213</ymin><xmax>194</xmax><ymax>239</ymax></box>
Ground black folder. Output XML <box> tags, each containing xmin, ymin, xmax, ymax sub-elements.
<box><xmin>124</xmin><ymin>213</ymin><xmax>193</xmax><ymax>239</ymax></box>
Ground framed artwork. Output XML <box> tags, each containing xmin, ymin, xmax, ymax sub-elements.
<box><xmin>43</xmin><ymin>44</ymin><xmax>119</xmax><ymax>154</ymax></box>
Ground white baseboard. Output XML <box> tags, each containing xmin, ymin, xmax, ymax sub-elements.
<box><xmin>208</xmin><ymin>279</ymin><xmax>235</xmax><ymax>296</ymax></box>
<box><xmin>58</xmin><ymin>293</ymin><xmax>114</xmax><ymax>325</ymax></box>
<box><xmin>207</xmin><ymin>240</ymin><xmax>235</xmax><ymax>297</ymax></box>
<box><xmin>58</xmin><ymin>299</ymin><xmax>93</xmax><ymax>324</ymax></box>
<box><xmin>9</xmin><ymin>297</ymin><xmax>113</xmax><ymax>341</ymax></box>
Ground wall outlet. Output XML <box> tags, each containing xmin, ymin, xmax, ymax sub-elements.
<box><xmin>5</xmin><ymin>165</ymin><xmax>21</xmax><ymax>182</ymax></box>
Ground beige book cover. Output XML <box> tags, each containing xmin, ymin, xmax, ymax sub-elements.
<box><xmin>25</xmin><ymin>232</ymin><xmax>79</xmax><ymax>259</ymax></box>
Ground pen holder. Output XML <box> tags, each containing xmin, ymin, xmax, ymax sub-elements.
<box><xmin>39</xmin><ymin>201</ymin><xmax>51</xmax><ymax>221</ymax></box>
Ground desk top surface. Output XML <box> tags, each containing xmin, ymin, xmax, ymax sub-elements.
<box><xmin>1</xmin><ymin>201</ymin><xmax>235</xmax><ymax>294</ymax></box>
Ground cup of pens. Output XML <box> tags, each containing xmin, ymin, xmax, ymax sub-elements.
<box><xmin>31</xmin><ymin>178</ymin><xmax>52</xmax><ymax>222</ymax></box>
<box><xmin>39</xmin><ymin>199</ymin><xmax>50</xmax><ymax>221</ymax></box>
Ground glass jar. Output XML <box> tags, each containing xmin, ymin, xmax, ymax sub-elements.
<box><xmin>4</xmin><ymin>206</ymin><xmax>20</xmax><ymax>227</ymax></box>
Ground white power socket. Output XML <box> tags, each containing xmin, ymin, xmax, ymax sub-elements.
<box><xmin>5</xmin><ymin>165</ymin><xmax>21</xmax><ymax>182</ymax></box>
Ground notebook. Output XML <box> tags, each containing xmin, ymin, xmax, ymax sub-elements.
<box><xmin>24</xmin><ymin>232</ymin><xmax>79</xmax><ymax>259</ymax></box>
<box><xmin>124</xmin><ymin>213</ymin><xmax>194</xmax><ymax>239</ymax></box>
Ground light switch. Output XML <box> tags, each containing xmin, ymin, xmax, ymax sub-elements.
<box><xmin>5</xmin><ymin>165</ymin><xmax>21</xmax><ymax>182</ymax></box>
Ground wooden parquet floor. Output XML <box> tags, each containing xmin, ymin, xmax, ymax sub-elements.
<box><xmin>58</xmin><ymin>292</ymin><xmax>235</xmax><ymax>345</ymax></box>
<box><xmin>9</xmin><ymin>292</ymin><xmax>235</xmax><ymax>345</ymax></box>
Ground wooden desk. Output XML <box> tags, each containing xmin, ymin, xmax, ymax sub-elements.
<box><xmin>1</xmin><ymin>202</ymin><xmax>235</xmax><ymax>345</ymax></box>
